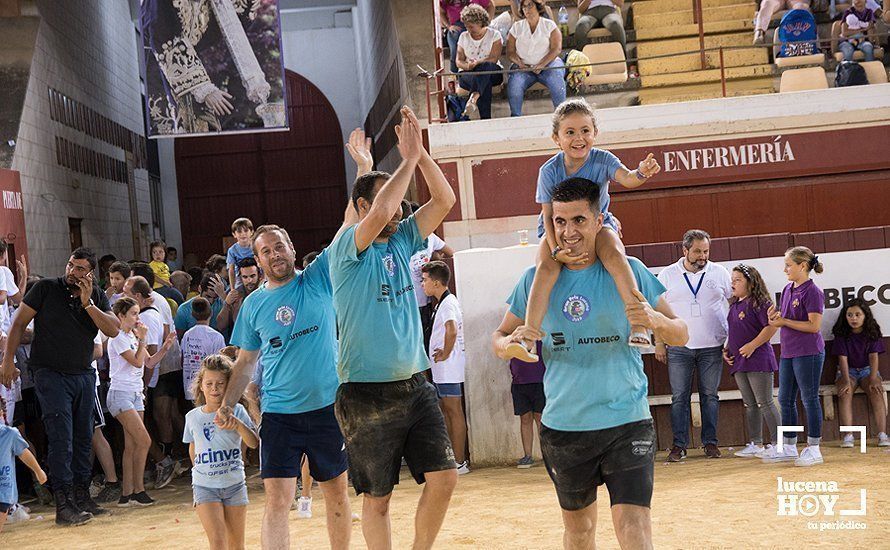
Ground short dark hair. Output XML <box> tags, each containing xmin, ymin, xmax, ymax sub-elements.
<box><xmin>187</xmin><ymin>267</ymin><xmax>205</xmax><ymax>289</ymax></box>
<box><xmin>166</xmin><ymin>246</ymin><xmax>177</xmax><ymax>253</ymax></box>
<box><xmin>128</xmin><ymin>276</ymin><xmax>152</xmax><ymax>299</ymax></box>
<box><xmin>99</xmin><ymin>254</ymin><xmax>116</xmax><ymax>265</ymax></box>
<box><xmin>108</xmin><ymin>261</ymin><xmax>131</xmax><ymax>278</ymax></box>
<box><xmin>130</xmin><ymin>262</ymin><xmax>155</xmax><ymax>287</ymax></box>
<box><xmin>71</xmin><ymin>247</ymin><xmax>97</xmax><ymax>270</ymax></box>
<box><xmin>682</xmin><ymin>229</ymin><xmax>711</xmax><ymax>250</ymax></box>
<box><xmin>301</xmin><ymin>251</ymin><xmax>318</xmax><ymax>268</ymax></box>
<box><xmin>205</xmin><ymin>254</ymin><xmax>227</xmax><ymax>274</ymax></box>
<box><xmin>199</xmin><ymin>273</ymin><xmax>216</xmax><ymax>292</ymax></box>
<box><xmin>351</xmin><ymin>171</ymin><xmax>391</xmax><ymax>209</ymax></box>
<box><xmin>112</xmin><ymin>296</ymin><xmax>139</xmax><ymax>317</ymax></box>
<box><xmin>550</xmin><ymin>178</ymin><xmax>601</xmax><ymax>212</ymax></box>
<box><xmin>421</xmin><ymin>260</ymin><xmax>451</xmax><ymax>286</ymax></box>
<box><xmin>191</xmin><ymin>296</ymin><xmax>212</xmax><ymax>321</ymax></box>
<box><xmin>237</xmin><ymin>256</ymin><xmax>258</xmax><ymax>270</ymax></box>
<box><xmin>0</xmin><ymin>239</ymin><xmax>6</xmax><ymax>256</ymax></box>
<box><xmin>149</xmin><ymin>240</ymin><xmax>167</xmax><ymax>259</ymax></box>
<box><xmin>232</xmin><ymin>217</ymin><xmax>254</xmax><ymax>233</ymax></box>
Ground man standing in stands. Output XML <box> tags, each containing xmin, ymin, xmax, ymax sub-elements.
<box><xmin>328</xmin><ymin>106</ymin><xmax>457</xmax><ymax>550</ymax></box>
<box><xmin>655</xmin><ymin>229</ymin><xmax>732</xmax><ymax>462</ymax></box>
<box><xmin>215</xmin><ymin>257</ymin><xmax>262</xmax><ymax>333</ymax></box>
<box><xmin>493</xmin><ymin>178</ymin><xmax>688</xmax><ymax>550</ymax></box>
<box><xmin>1</xmin><ymin>247</ymin><xmax>119</xmax><ymax>525</ymax></box>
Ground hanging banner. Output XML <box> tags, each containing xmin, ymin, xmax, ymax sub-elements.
<box><xmin>139</xmin><ymin>0</ymin><xmax>287</xmax><ymax>138</ymax></box>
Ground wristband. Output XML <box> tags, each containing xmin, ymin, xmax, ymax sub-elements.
<box><xmin>551</xmin><ymin>246</ymin><xmax>561</xmax><ymax>260</ymax></box>
<box><xmin>635</xmin><ymin>168</ymin><xmax>649</xmax><ymax>180</ymax></box>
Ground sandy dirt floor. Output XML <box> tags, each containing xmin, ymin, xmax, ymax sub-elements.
<box><xmin>3</xmin><ymin>444</ymin><xmax>888</xmax><ymax>549</ymax></box>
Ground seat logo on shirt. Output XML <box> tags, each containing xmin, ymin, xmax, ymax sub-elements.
<box><xmin>203</xmin><ymin>424</ymin><xmax>215</xmax><ymax>442</ymax></box>
<box><xmin>551</xmin><ymin>332</ymin><xmax>566</xmax><ymax>346</ymax></box>
<box><xmin>562</xmin><ymin>295</ymin><xmax>591</xmax><ymax>323</ymax></box>
<box><xmin>275</xmin><ymin>305</ymin><xmax>295</xmax><ymax>326</ymax></box>
<box><xmin>381</xmin><ymin>284</ymin><xmax>391</xmax><ymax>297</ymax></box>
<box><xmin>382</xmin><ymin>254</ymin><xmax>395</xmax><ymax>277</ymax></box>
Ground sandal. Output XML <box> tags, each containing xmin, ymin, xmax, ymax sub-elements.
<box><xmin>505</xmin><ymin>341</ymin><xmax>539</xmax><ymax>363</ymax></box>
<box><xmin>628</xmin><ymin>330</ymin><xmax>652</xmax><ymax>349</ymax></box>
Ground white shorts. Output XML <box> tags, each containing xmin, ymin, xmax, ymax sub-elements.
<box><xmin>106</xmin><ymin>389</ymin><xmax>145</xmax><ymax>417</ymax></box>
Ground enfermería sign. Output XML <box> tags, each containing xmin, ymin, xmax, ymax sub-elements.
<box><xmin>662</xmin><ymin>136</ymin><xmax>795</xmax><ymax>172</ymax></box>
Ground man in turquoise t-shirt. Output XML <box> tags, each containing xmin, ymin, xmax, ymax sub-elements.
<box><xmin>329</xmin><ymin>107</ymin><xmax>457</xmax><ymax>550</ymax></box>
<box><xmin>218</xmin><ymin>225</ymin><xmax>350</xmax><ymax>550</ymax></box>
<box><xmin>493</xmin><ymin>177</ymin><xmax>688</xmax><ymax>550</ymax></box>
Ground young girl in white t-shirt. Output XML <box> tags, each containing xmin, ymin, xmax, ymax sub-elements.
<box><xmin>105</xmin><ymin>297</ymin><xmax>175</xmax><ymax>508</ymax></box>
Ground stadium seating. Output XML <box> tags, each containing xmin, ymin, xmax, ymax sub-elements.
<box><xmin>581</xmin><ymin>42</ymin><xmax>628</xmax><ymax>85</ymax></box>
<box><xmin>778</xmin><ymin>66</ymin><xmax>829</xmax><ymax>92</ymax></box>
<box><xmin>861</xmin><ymin>60</ymin><xmax>889</xmax><ymax>84</ymax></box>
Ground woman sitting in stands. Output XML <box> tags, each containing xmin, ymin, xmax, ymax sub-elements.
<box><xmin>456</xmin><ymin>4</ymin><xmax>504</xmax><ymax>119</ymax></box>
<box><xmin>506</xmin><ymin>0</ymin><xmax>566</xmax><ymax>117</ymax></box>
<box><xmin>753</xmin><ymin>0</ymin><xmax>811</xmax><ymax>45</ymax></box>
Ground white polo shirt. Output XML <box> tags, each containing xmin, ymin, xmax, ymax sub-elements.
<box><xmin>657</xmin><ymin>258</ymin><xmax>732</xmax><ymax>350</ymax></box>
<box><xmin>428</xmin><ymin>293</ymin><xmax>466</xmax><ymax>384</ymax></box>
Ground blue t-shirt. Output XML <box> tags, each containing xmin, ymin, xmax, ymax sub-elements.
<box><xmin>226</xmin><ymin>243</ymin><xmax>254</xmax><ymax>281</ymax></box>
<box><xmin>183</xmin><ymin>403</ymin><xmax>254</xmax><ymax>489</ymax></box>
<box><xmin>507</xmin><ymin>257</ymin><xmax>665</xmax><ymax>431</ymax></box>
<box><xmin>535</xmin><ymin>149</ymin><xmax>622</xmax><ymax>236</ymax></box>
<box><xmin>0</xmin><ymin>424</ymin><xmax>29</xmax><ymax>505</ymax></box>
<box><xmin>175</xmin><ymin>297</ymin><xmax>224</xmax><ymax>334</ymax></box>
<box><xmin>231</xmin><ymin>250</ymin><xmax>339</xmax><ymax>414</ymax></box>
<box><xmin>329</xmin><ymin>216</ymin><xmax>427</xmax><ymax>382</ymax></box>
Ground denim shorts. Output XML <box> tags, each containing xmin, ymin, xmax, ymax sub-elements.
<box><xmin>435</xmin><ymin>382</ymin><xmax>462</xmax><ymax>398</ymax></box>
<box><xmin>0</xmin><ymin>501</ymin><xmax>13</xmax><ymax>514</ymax></box>
<box><xmin>106</xmin><ymin>389</ymin><xmax>145</xmax><ymax>417</ymax></box>
<box><xmin>836</xmin><ymin>366</ymin><xmax>877</xmax><ymax>383</ymax></box>
<box><xmin>193</xmin><ymin>481</ymin><xmax>248</xmax><ymax>507</ymax></box>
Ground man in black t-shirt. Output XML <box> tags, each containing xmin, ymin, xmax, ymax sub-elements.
<box><xmin>1</xmin><ymin>247</ymin><xmax>119</xmax><ymax>526</ymax></box>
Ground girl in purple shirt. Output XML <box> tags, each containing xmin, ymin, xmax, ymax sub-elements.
<box><xmin>831</xmin><ymin>299</ymin><xmax>889</xmax><ymax>448</ymax></box>
<box><xmin>763</xmin><ymin>246</ymin><xmax>825</xmax><ymax>467</ymax></box>
<box><xmin>724</xmin><ymin>264</ymin><xmax>780</xmax><ymax>458</ymax></box>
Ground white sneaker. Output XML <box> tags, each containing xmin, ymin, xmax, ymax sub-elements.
<box><xmin>878</xmin><ymin>432</ymin><xmax>890</xmax><ymax>447</ymax></box>
<box><xmin>840</xmin><ymin>434</ymin><xmax>855</xmax><ymax>448</ymax></box>
<box><xmin>761</xmin><ymin>443</ymin><xmax>798</xmax><ymax>463</ymax></box>
<box><xmin>794</xmin><ymin>446</ymin><xmax>824</xmax><ymax>467</ymax></box>
<box><xmin>456</xmin><ymin>461</ymin><xmax>470</xmax><ymax>475</ymax></box>
<box><xmin>734</xmin><ymin>442</ymin><xmax>764</xmax><ymax>458</ymax></box>
<box><xmin>754</xmin><ymin>444</ymin><xmax>773</xmax><ymax>458</ymax></box>
<box><xmin>297</xmin><ymin>496</ymin><xmax>312</xmax><ymax>518</ymax></box>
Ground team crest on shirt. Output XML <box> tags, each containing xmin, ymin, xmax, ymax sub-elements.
<box><xmin>275</xmin><ymin>305</ymin><xmax>295</xmax><ymax>326</ymax></box>
<box><xmin>382</xmin><ymin>254</ymin><xmax>395</xmax><ymax>277</ymax></box>
<box><xmin>738</xmin><ymin>311</ymin><xmax>746</xmax><ymax>320</ymax></box>
<box><xmin>562</xmin><ymin>295</ymin><xmax>591</xmax><ymax>322</ymax></box>
<box><xmin>203</xmin><ymin>424</ymin><xmax>215</xmax><ymax>442</ymax></box>
<box><xmin>792</xmin><ymin>298</ymin><xmax>800</xmax><ymax>308</ymax></box>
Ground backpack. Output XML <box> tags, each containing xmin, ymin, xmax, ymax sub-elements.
<box><xmin>835</xmin><ymin>61</ymin><xmax>868</xmax><ymax>87</ymax></box>
<box><xmin>777</xmin><ymin>9</ymin><xmax>818</xmax><ymax>57</ymax></box>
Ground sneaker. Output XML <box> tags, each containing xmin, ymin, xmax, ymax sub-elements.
<box><xmin>155</xmin><ymin>458</ymin><xmax>176</xmax><ymax>489</ymax></box>
<box><xmin>173</xmin><ymin>460</ymin><xmax>189</xmax><ymax>477</ymax></box>
<box><xmin>761</xmin><ymin>443</ymin><xmax>798</xmax><ymax>463</ymax></box>
<box><xmin>7</xmin><ymin>503</ymin><xmax>31</xmax><ymax>524</ymax></box>
<box><xmin>754</xmin><ymin>444</ymin><xmax>773</xmax><ymax>458</ymax></box>
<box><xmin>456</xmin><ymin>461</ymin><xmax>470</xmax><ymax>475</ymax></box>
<box><xmin>117</xmin><ymin>495</ymin><xmax>131</xmax><ymax>508</ymax></box>
<box><xmin>131</xmin><ymin>491</ymin><xmax>156</xmax><ymax>507</ymax></box>
<box><xmin>296</xmin><ymin>496</ymin><xmax>312</xmax><ymax>519</ymax></box>
<box><xmin>704</xmin><ymin>444</ymin><xmax>722</xmax><ymax>458</ymax></box>
<box><xmin>516</xmin><ymin>455</ymin><xmax>534</xmax><ymax>469</ymax></box>
<box><xmin>878</xmin><ymin>433</ymin><xmax>890</xmax><ymax>447</ymax></box>
<box><xmin>734</xmin><ymin>442</ymin><xmax>764</xmax><ymax>458</ymax></box>
<box><xmin>667</xmin><ymin>446</ymin><xmax>686</xmax><ymax>462</ymax></box>
<box><xmin>96</xmin><ymin>481</ymin><xmax>122</xmax><ymax>503</ymax></box>
<box><xmin>840</xmin><ymin>434</ymin><xmax>855</xmax><ymax>448</ymax></box>
<box><xmin>794</xmin><ymin>446</ymin><xmax>824</xmax><ymax>467</ymax></box>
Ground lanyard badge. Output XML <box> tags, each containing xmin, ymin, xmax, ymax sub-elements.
<box><xmin>684</xmin><ymin>272</ymin><xmax>705</xmax><ymax>318</ymax></box>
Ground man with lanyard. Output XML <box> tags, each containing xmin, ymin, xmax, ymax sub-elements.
<box><xmin>1</xmin><ymin>247</ymin><xmax>119</xmax><ymax>525</ymax></box>
<box><xmin>328</xmin><ymin>107</ymin><xmax>457</xmax><ymax>550</ymax></box>
<box><xmin>654</xmin><ymin>229</ymin><xmax>732</xmax><ymax>462</ymax></box>
<box><xmin>218</xmin><ymin>223</ymin><xmax>350</xmax><ymax>550</ymax></box>
<box><xmin>493</xmin><ymin>178</ymin><xmax>687</xmax><ymax>549</ymax></box>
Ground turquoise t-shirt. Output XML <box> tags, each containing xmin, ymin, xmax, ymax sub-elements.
<box><xmin>175</xmin><ymin>297</ymin><xmax>224</xmax><ymax>333</ymax></box>
<box><xmin>329</xmin><ymin>216</ymin><xmax>427</xmax><ymax>382</ymax></box>
<box><xmin>535</xmin><ymin>149</ymin><xmax>622</xmax><ymax>236</ymax></box>
<box><xmin>230</xmin><ymin>250</ymin><xmax>339</xmax><ymax>414</ymax></box>
<box><xmin>507</xmin><ymin>257</ymin><xmax>665</xmax><ymax>431</ymax></box>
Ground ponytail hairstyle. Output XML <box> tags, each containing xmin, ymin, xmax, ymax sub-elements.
<box><xmin>786</xmin><ymin>246</ymin><xmax>823</xmax><ymax>274</ymax></box>
<box><xmin>190</xmin><ymin>354</ymin><xmax>233</xmax><ymax>406</ymax></box>
<box><xmin>732</xmin><ymin>264</ymin><xmax>773</xmax><ymax>310</ymax></box>
<box><xmin>831</xmin><ymin>298</ymin><xmax>882</xmax><ymax>341</ymax></box>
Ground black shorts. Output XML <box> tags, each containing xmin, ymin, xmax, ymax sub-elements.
<box><xmin>154</xmin><ymin>371</ymin><xmax>184</xmax><ymax>398</ymax></box>
<box><xmin>511</xmin><ymin>383</ymin><xmax>545</xmax><ymax>415</ymax></box>
<box><xmin>259</xmin><ymin>405</ymin><xmax>348</xmax><ymax>482</ymax></box>
<box><xmin>540</xmin><ymin>419</ymin><xmax>656</xmax><ymax>511</ymax></box>
<box><xmin>335</xmin><ymin>373</ymin><xmax>456</xmax><ymax>497</ymax></box>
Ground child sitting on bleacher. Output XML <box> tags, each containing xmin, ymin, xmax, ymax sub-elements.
<box><xmin>839</xmin><ymin>0</ymin><xmax>877</xmax><ymax>61</ymax></box>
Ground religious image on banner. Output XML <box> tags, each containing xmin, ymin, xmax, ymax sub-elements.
<box><xmin>140</xmin><ymin>0</ymin><xmax>287</xmax><ymax>137</ymax></box>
